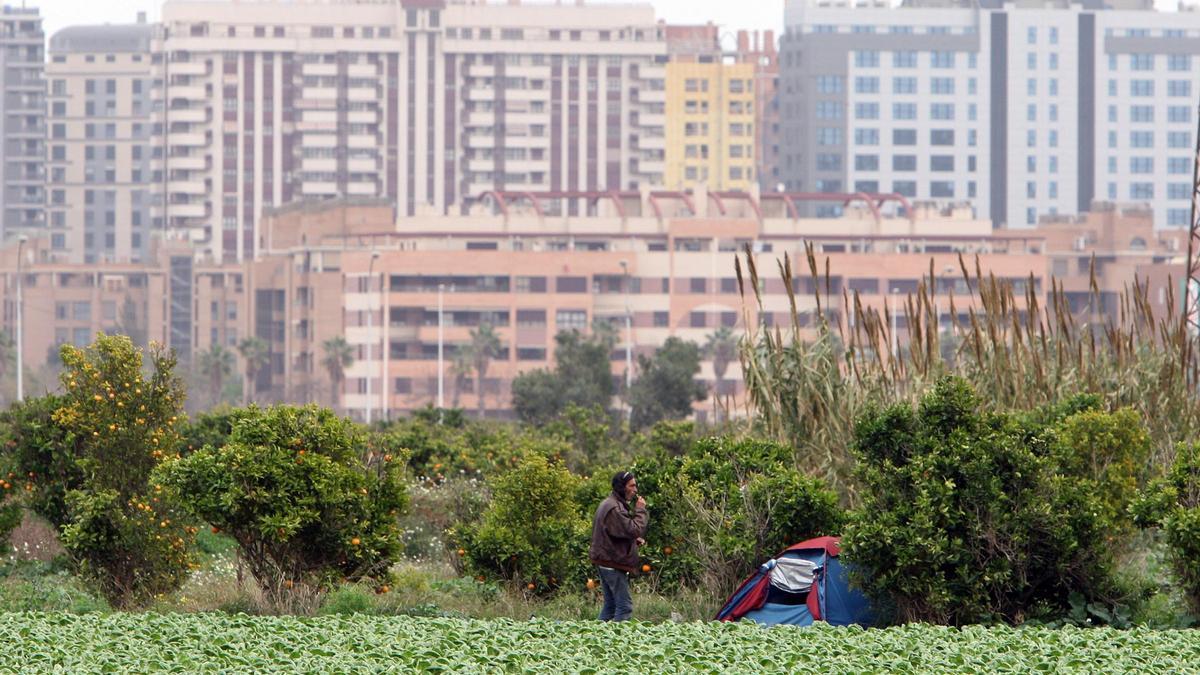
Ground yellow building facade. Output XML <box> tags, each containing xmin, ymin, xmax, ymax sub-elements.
<box><xmin>665</xmin><ymin>61</ymin><xmax>757</xmax><ymax>192</ymax></box>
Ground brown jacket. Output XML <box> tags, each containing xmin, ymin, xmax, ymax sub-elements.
<box><xmin>589</xmin><ymin>493</ymin><xmax>649</xmax><ymax>572</ymax></box>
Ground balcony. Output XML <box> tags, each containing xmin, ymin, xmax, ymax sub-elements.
<box><xmin>347</xmin><ymin>110</ymin><xmax>378</xmax><ymax>124</ymax></box>
<box><xmin>171</xmin><ymin>155</ymin><xmax>209</xmax><ymax>171</ymax></box>
<box><xmin>169</xmin><ymin>85</ymin><xmax>207</xmax><ymax>100</ymax></box>
<box><xmin>347</xmin><ymin>64</ymin><xmax>378</xmax><ymax>78</ymax></box>
<box><xmin>167</xmin><ymin>202</ymin><xmax>208</xmax><ymax>218</ymax></box>
<box><xmin>302</xmin><ymin>87</ymin><xmax>337</xmax><ymax>101</ymax></box>
<box><xmin>347</xmin><ymin>134</ymin><xmax>378</xmax><ymax>149</ymax></box>
<box><xmin>168</xmin><ymin>132</ymin><xmax>207</xmax><ymax>147</ymax></box>
<box><xmin>171</xmin><ymin>61</ymin><xmax>210</xmax><ymax>77</ymax></box>
<box><xmin>347</xmin><ymin>87</ymin><xmax>378</xmax><ymax>103</ymax></box>
<box><xmin>301</xmin><ymin>181</ymin><xmax>338</xmax><ymax>195</ymax></box>
<box><xmin>347</xmin><ymin>157</ymin><xmax>379</xmax><ymax>172</ymax></box>
<box><xmin>171</xmin><ymin>107</ymin><xmax>210</xmax><ymax>124</ymax></box>
<box><xmin>347</xmin><ymin>181</ymin><xmax>377</xmax><ymax>196</ymax></box>
<box><xmin>302</xmin><ymin>157</ymin><xmax>337</xmax><ymax>172</ymax></box>
<box><xmin>302</xmin><ymin>62</ymin><xmax>338</xmax><ymax>77</ymax></box>
<box><xmin>168</xmin><ymin>180</ymin><xmax>207</xmax><ymax>195</ymax></box>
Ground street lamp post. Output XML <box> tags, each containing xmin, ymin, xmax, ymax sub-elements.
<box><xmin>619</xmin><ymin>260</ymin><xmax>633</xmax><ymax>422</ymax></box>
<box><xmin>437</xmin><ymin>283</ymin><xmax>445</xmax><ymax>412</ymax></box>
<box><xmin>365</xmin><ymin>251</ymin><xmax>380</xmax><ymax>425</ymax></box>
<box><xmin>16</xmin><ymin>235</ymin><xmax>27</xmax><ymax>403</ymax></box>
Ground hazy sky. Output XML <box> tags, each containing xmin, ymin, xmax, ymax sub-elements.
<box><xmin>34</xmin><ymin>1</ymin><xmax>784</xmax><ymax>41</ymax></box>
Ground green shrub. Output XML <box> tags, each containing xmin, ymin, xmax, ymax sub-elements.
<box><xmin>0</xmin><ymin>502</ymin><xmax>19</xmax><ymax>555</ymax></box>
<box><xmin>453</xmin><ymin>453</ymin><xmax>590</xmax><ymax>592</ymax></box>
<box><xmin>317</xmin><ymin>585</ymin><xmax>377</xmax><ymax>615</ymax></box>
<box><xmin>1051</xmin><ymin>407</ymin><xmax>1151</xmax><ymax>531</ymax></box>
<box><xmin>843</xmin><ymin>377</ymin><xmax>1117</xmax><ymax>626</ymax></box>
<box><xmin>631</xmin><ymin>435</ymin><xmax>843</xmax><ymax>595</ymax></box>
<box><xmin>1</xmin><ymin>335</ymin><xmax>196</xmax><ymax>608</ymax></box>
<box><xmin>1132</xmin><ymin>442</ymin><xmax>1200</xmax><ymax>614</ymax></box>
<box><xmin>0</xmin><ymin>395</ymin><xmax>76</xmax><ymax>528</ymax></box>
<box><xmin>153</xmin><ymin>405</ymin><xmax>409</xmax><ymax>603</ymax></box>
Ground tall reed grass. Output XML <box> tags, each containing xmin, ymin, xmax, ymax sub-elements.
<box><xmin>736</xmin><ymin>244</ymin><xmax>1199</xmax><ymax>498</ymax></box>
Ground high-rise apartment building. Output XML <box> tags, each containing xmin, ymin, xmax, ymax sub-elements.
<box><xmin>779</xmin><ymin>0</ymin><xmax>1200</xmax><ymax>229</ymax></box>
<box><xmin>664</xmin><ymin>59</ymin><xmax>758</xmax><ymax>191</ymax></box>
<box><xmin>734</xmin><ymin>30</ymin><xmax>781</xmax><ymax>192</ymax></box>
<box><xmin>47</xmin><ymin>20</ymin><xmax>156</xmax><ymax>264</ymax></box>
<box><xmin>0</xmin><ymin>5</ymin><xmax>45</xmax><ymax>239</ymax></box>
<box><xmin>151</xmin><ymin>0</ymin><xmax>668</xmax><ymax>263</ymax></box>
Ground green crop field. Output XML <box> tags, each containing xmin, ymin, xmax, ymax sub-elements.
<box><xmin>2</xmin><ymin>613</ymin><xmax>1199</xmax><ymax>673</ymax></box>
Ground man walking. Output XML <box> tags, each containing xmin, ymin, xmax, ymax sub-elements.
<box><xmin>589</xmin><ymin>470</ymin><xmax>649</xmax><ymax>622</ymax></box>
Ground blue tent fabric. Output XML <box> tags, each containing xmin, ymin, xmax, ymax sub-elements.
<box><xmin>716</xmin><ymin>536</ymin><xmax>875</xmax><ymax>628</ymax></box>
<box><xmin>743</xmin><ymin>603</ymin><xmax>815</xmax><ymax>627</ymax></box>
<box><xmin>819</xmin><ymin>557</ymin><xmax>874</xmax><ymax>627</ymax></box>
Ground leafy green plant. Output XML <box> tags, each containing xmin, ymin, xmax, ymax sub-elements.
<box><xmin>3</xmin><ymin>613</ymin><xmax>1200</xmax><ymax>671</ymax></box>
<box><xmin>842</xmin><ymin>376</ymin><xmax>1117</xmax><ymax>625</ymax></box>
<box><xmin>153</xmin><ymin>405</ymin><xmax>408</xmax><ymax>603</ymax></box>
<box><xmin>1132</xmin><ymin>442</ymin><xmax>1200</xmax><ymax>615</ymax></box>
<box><xmin>631</xmin><ymin>435</ymin><xmax>843</xmax><ymax>596</ymax></box>
<box><xmin>3</xmin><ymin>335</ymin><xmax>196</xmax><ymax>608</ymax></box>
<box><xmin>453</xmin><ymin>453</ymin><xmax>590</xmax><ymax>592</ymax></box>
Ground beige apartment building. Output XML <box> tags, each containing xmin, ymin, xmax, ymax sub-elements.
<box><xmin>47</xmin><ymin>19</ymin><xmax>156</xmax><ymax>264</ymax></box>
<box><xmin>151</xmin><ymin>0</ymin><xmax>669</xmax><ymax>263</ymax></box>
<box><xmin>0</xmin><ymin>5</ymin><xmax>45</xmax><ymax>239</ymax></box>
<box><xmin>1</xmin><ymin>194</ymin><xmax>1182</xmax><ymax>418</ymax></box>
<box><xmin>245</xmin><ymin>191</ymin><xmax>1050</xmax><ymax>420</ymax></box>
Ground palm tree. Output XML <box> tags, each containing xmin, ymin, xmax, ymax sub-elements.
<box><xmin>321</xmin><ymin>336</ymin><xmax>354</xmax><ymax>412</ymax></box>
<box><xmin>468</xmin><ymin>324</ymin><xmax>502</xmax><ymax>419</ymax></box>
<box><xmin>703</xmin><ymin>327</ymin><xmax>740</xmax><ymax>422</ymax></box>
<box><xmin>0</xmin><ymin>331</ymin><xmax>14</xmax><ymax>403</ymax></box>
<box><xmin>450</xmin><ymin>348</ymin><xmax>473</xmax><ymax>409</ymax></box>
<box><xmin>197</xmin><ymin>345</ymin><xmax>235</xmax><ymax>409</ymax></box>
<box><xmin>237</xmin><ymin>337</ymin><xmax>271</xmax><ymax>405</ymax></box>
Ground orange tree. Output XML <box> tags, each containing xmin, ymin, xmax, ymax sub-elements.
<box><xmin>5</xmin><ymin>335</ymin><xmax>196</xmax><ymax>607</ymax></box>
<box><xmin>153</xmin><ymin>405</ymin><xmax>408</xmax><ymax>603</ymax></box>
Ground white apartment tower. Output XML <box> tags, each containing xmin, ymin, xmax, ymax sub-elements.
<box><xmin>781</xmin><ymin>0</ymin><xmax>1200</xmax><ymax>229</ymax></box>
<box><xmin>152</xmin><ymin>0</ymin><xmax>667</xmax><ymax>263</ymax></box>
<box><xmin>0</xmin><ymin>6</ymin><xmax>45</xmax><ymax>239</ymax></box>
<box><xmin>47</xmin><ymin>20</ymin><xmax>156</xmax><ymax>264</ymax></box>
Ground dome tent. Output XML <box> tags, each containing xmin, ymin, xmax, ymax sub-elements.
<box><xmin>715</xmin><ymin>536</ymin><xmax>875</xmax><ymax>627</ymax></box>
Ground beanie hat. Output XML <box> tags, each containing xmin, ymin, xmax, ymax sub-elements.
<box><xmin>611</xmin><ymin>470</ymin><xmax>635</xmax><ymax>495</ymax></box>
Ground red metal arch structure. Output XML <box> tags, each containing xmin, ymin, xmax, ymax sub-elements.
<box><xmin>760</xmin><ymin>192</ymin><xmax>913</xmax><ymax>223</ymax></box>
<box><xmin>474</xmin><ymin>190</ymin><xmax>914</xmax><ymax>223</ymax></box>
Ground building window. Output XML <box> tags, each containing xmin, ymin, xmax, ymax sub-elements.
<box><xmin>930</xmin><ymin>129</ymin><xmax>954</xmax><ymax>146</ymax></box>
<box><xmin>854</xmin><ymin>76</ymin><xmax>879</xmax><ymax>94</ymax></box>
<box><xmin>855</xmin><ymin>154</ymin><xmax>879</xmax><ymax>171</ymax></box>
<box><xmin>892</xmin><ymin>180</ymin><xmax>916</xmax><ymax>197</ymax></box>
<box><xmin>854</xmin><ymin>129</ymin><xmax>879</xmax><ymax>146</ymax></box>
<box><xmin>1169</xmin><ymin>132</ymin><xmax>1192</xmax><ymax>148</ymax></box>
<box><xmin>556</xmin><ymin>310</ymin><xmax>587</xmax><ymax>331</ymax></box>
<box><xmin>854</xmin><ymin>50</ymin><xmax>880</xmax><ymax>68</ymax></box>
<box><xmin>1131</xmin><ymin>53</ymin><xmax>1153</xmax><ymax>71</ymax></box>
<box><xmin>1131</xmin><ymin>80</ymin><xmax>1154</xmax><ymax>97</ymax></box>
<box><xmin>893</xmin><ymin>155</ymin><xmax>917</xmax><ymax>171</ymax></box>
<box><xmin>892</xmin><ymin>51</ymin><xmax>916</xmax><ymax>68</ymax></box>
<box><xmin>930</xmin><ymin>155</ymin><xmax>954</xmax><ymax>172</ymax></box>
<box><xmin>930</xmin><ymin>181</ymin><xmax>954</xmax><ymax>198</ymax></box>
<box><xmin>1130</xmin><ymin>157</ymin><xmax>1154</xmax><ymax>174</ymax></box>
<box><xmin>1130</xmin><ymin>183</ymin><xmax>1154</xmax><ymax>199</ymax></box>
<box><xmin>893</xmin><ymin>103</ymin><xmax>916</xmax><ymax>120</ymax></box>
<box><xmin>930</xmin><ymin>51</ymin><xmax>954</xmax><ymax>68</ymax></box>
<box><xmin>1130</xmin><ymin>131</ymin><xmax>1154</xmax><ymax>148</ymax></box>
<box><xmin>1169</xmin><ymin>54</ymin><xmax>1191</xmax><ymax>72</ymax></box>
<box><xmin>930</xmin><ymin>103</ymin><xmax>954</xmax><ymax>120</ymax></box>
<box><xmin>892</xmin><ymin>77</ymin><xmax>917</xmax><ymax>94</ymax></box>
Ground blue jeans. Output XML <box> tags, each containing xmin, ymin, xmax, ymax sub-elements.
<box><xmin>598</xmin><ymin>567</ymin><xmax>633</xmax><ymax>621</ymax></box>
